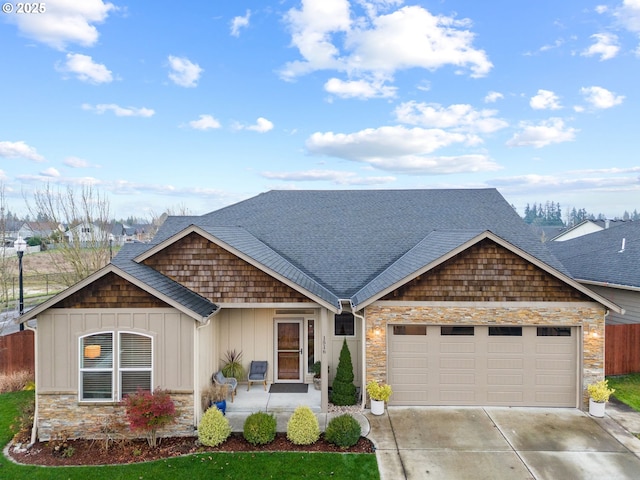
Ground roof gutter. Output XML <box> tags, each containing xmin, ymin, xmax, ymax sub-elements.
<box><xmin>194</xmin><ymin>307</ymin><xmax>222</xmax><ymax>425</ymax></box>
<box><xmin>24</xmin><ymin>321</ymin><xmax>38</xmax><ymax>446</ymax></box>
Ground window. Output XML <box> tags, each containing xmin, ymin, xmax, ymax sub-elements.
<box><xmin>307</xmin><ymin>320</ymin><xmax>315</xmax><ymax>374</ymax></box>
<box><xmin>441</xmin><ymin>326</ymin><xmax>474</xmax><ymax>336</ymax></box>
<box><xmin>80</xmin><ymin>332</ymin><xmax>152</xmax><ymax>401</ymax></box>
<box><xmin>334</xmin><ymin>313</ymin><xmax>355</xmax><ymax>336</ymax></box>
<box><xmin>393</xmin><ymin>325</ymin><xmax>427</xmax><ymax>336</ymax></box>
<box><xmin>537</xmin><ymin>327</ymin><xmax>571</xmax><ymax>337</ymax></box>
<box><xmin>489</xmin><ymin>326</ymin><xmax>522</xmax><ymax>336</ymax></box>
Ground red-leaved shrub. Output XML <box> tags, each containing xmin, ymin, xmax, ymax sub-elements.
<box><xmin>122</xmin><ymin>387</ymin><xmax>177</xmax><ymax>447</ymax></box>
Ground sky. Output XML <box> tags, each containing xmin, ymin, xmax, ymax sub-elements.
<box><xmin>1</xmin><ymin>0</ymin><xmax>639</xmax><ymax>221</ymax></box>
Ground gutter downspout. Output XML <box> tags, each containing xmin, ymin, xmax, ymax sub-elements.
<box><xmin>24</xmin><ymin>321</ymin><xmax>38</xmax><ymax>446</ymax></box>
<box><xmin>350</xmin><ymin>306</ymin><xmax>367</xmax><ymax>410</ymax></box>
<box><xmin>194</xmin><ymin>308</ymin><xmax>221</xmax><ymax>427</ymax></box>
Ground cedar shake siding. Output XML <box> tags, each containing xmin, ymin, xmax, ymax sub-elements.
<box><xmin>382</xmin><ymin>239</ymin><xmax>590</xmax><ymax>303</ymax></box>
<box><xmin>53</xmin><ymin>272</ymin><xmax>169</xmax><ymax>309</ymax></box>
<box><xmin>142</xmin><ymin>232</ymin><xmax>311</xmax><ymax>303</ymax></box>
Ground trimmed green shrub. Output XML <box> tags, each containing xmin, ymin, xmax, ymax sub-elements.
<box><xmin>198</xmin><ymin>405</ymin><xmax>232</xmax><ymax>447</ymax></box>
<box><xmin>325</xmin><ymin>414</ymin><xmax>362</xmax><ymax>448</ymax></box>
<box><xmin>330</xmin><ymin>338</ymin><xmax>357</xmax><ymax>406</ymax></box>
<box><xmin>243</xmin><ymin>411</ymin><xmax>277</xmax><ymax>445</ymax></box>
<box><xmin>286</xmin><ymin>406</ymin><xmax>320</xmax><ymax>445</ymax></box>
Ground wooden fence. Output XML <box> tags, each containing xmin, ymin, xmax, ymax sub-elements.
<box><xmin>606</xmin><ymin>324</ymin><xmax>640</xmax><ymax>376</ymax></box>
<box><xmin>0</xmin><ymin>330</ymin><xmax>34</xmax><ymax>374</ymax></box>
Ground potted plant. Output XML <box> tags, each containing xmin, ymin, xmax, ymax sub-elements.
<box><xmin>587</xmin><ymin>379</ymin><xmax>615</xmax><ymax>417</ymax></box>
<box><xmin>201</xmin><ymin>383</ymin><xmax>229</xmax><ymax>415</ymax></box>
<box><xmin>221</xmin><ymin>349</ymin><xmax>245</xmax><ymax>381</ymax></box>
<box><xmin>312</xmin><ymin>361</ymin><xmax>322</xmax><ymax>390</ymax></box>
<box><xmin>366</xmin><ymin>380</ymin><xmax>392</xmax><ymax>415</ymax></box>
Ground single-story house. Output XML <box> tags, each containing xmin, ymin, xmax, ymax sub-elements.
<box><xmin>18</xmin><ymin>189</ymin><xmax>622</xmax><ymax>441</ymax></box>
<box><xmin>548</xmin><ymin>221</ymin><xmax>640</xmax><ymax>375</ymax></box>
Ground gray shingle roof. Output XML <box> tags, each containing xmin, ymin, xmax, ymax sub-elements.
<box><xmin>113</xmin><ymin>243</ymin><xmax>217</xmax><ymax>318</ymax></box>
<box><xmin>548</xmin><ymin>221</ymin><xmax>640</xmax><ymax>289</ymax></box>
<box><xmin>116</xmin><ymin>188</ymin><xmax>572</xmax><ymax>310</ymax></box>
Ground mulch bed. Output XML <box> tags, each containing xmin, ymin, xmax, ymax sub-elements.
<box><xmin>8</xmin><ymin>433</ymin><xmax>375</xmax><ymax>466</ymax></box>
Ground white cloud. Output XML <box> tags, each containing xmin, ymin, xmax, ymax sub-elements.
<box><xmin>167</xmin><ymin>56</ymin><xmax>203</xmax><ymax>88</ymax></box>
<box><xmin>324</xmin><ymin>77</ymin><xmax>396</xmax><ymax>98</ymax></box>
<box><xmin>231</xmin><ymin>10</ymin><xmax>251</xmax><ymax>37</ymax></box>
<box><xmin>580</xmin><ymin>86</ymin><xmax>625</xmax><ymax>109</ymax></box>
<box><xmin>63</xmin><ymin>156</ymin><xmax>90</xmax><ymax>168</ymax></box>
<box><xmin>188</xmin><ymin>114</ymin><xmax>221</xmax><ymax>130</ymax></box>
<box><xmin>615</xmin><ymin>0</ymin><xmax>640</xmax><ymax>34</ymax></box>
<box><xmin>306</xmin><ymin>125</ymin><xmax>500</xmax><ymax>174</ymax></box>
<box><xmin>281</xmin><ymin>2</ymin><xmax>491</xmax><ymax>82</ymax></box>
<box><xmin>82</xmin><ymin>103</ymin><xmax>155</xmax><ymax>117</ymax></box>
<box><xmin>235</xmin><ymin>117</ymin><xmax>274</xmax><ymax>133</ymax></box>
<box><xmin>394</xmin><ymin>101</ymin><xmax>508</xmax><ymax>134</ymax></box>
<box><xmin>40</xmin><ymin>167</ymin><xmax>60</xmax><ymax>177</ymax></box>
<box><xmin>507</xmin><ymin>118</ymin><xmax>578</xmax><ymax>148</ymax></box>
<box><xmin>8</xmin><ymin>0</ymin><xmax>115</xmax><ymax>50</ymax></box>
<box><xmin>582</xmin><ymin>33</ymin><xmax>620</xmax><ymax>60</ymax></box>
<box><xmin>484</xmin><ymin>91</ymin><xmax>504</xmax><ymax>103</ymax></box>
<box><xmin>0</xmin><ymin>140</ymin><xmax>45</xmax><ymax>162</ymax></box>
<box><xmin>58</xmin><ymin>53</ymin><xmax>113</xmax><ymax>84</ymax></box>
<box><xmin>261</xmin><ymin>169</ymin><xmax>396</xmax><ymax>185</ymax></box>
<box><xmin>530</xmin><ymin>89</ymin><xmax>562</xmax><ymax>110</ymax></box>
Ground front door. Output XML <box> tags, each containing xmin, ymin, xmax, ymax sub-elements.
<box><xmin>275</xmin><ymin>319</ymin><xmax>303</xmax><ymax>382</ymax></box>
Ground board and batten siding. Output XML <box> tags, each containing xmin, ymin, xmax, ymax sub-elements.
<box><xmin>587</xmin><ymin>285</ymin><xmax>640</xmax><ymax>326</ymax></box>
<box><xmin>37</xmin><ymin>308</ymin><xmax>195</xmax><ymax>393</ymax></box>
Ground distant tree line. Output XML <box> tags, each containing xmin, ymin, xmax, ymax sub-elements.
<box><xmin>522</xmin><ymin>201</ymin><xmax>640</xmax><ymax>227</ymax></box>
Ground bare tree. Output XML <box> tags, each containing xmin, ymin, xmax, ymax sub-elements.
<box><xmin>0</xmin><ymin>182</ymin><xmax>11</xmax><ymax>314</ymax></box>
<box><xmin>27</xmin><ymin>184</ymin><xmax>112</xmax><ymax>286</ymax></box>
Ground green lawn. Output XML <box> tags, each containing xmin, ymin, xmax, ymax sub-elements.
<box><xmin>0</xmin><ymin>391</ymin><xmax>379</xmax><ymax>480</ymax></box>
<box><xmin>607</xmin><ymin>373</ymin><xmax>640</xmax><ymax>411</ymax></box>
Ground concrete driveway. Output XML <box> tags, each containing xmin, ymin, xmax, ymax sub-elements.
<box><xmin>367</xmin><ymin>406</ymin><xmax>640</xmax><ymax>479</ymax></box>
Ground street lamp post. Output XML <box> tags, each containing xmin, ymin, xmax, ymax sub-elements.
<box><xmin>14</xmin><ymin>237</ymin><xmax>27</xmax><ymax>331</ymax></box>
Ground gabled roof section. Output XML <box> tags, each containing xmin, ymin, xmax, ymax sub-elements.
<box><xmin>19</xmin><ymin>258</ymin><xmax>218</xmax><ymax>323</ymax></box>
<box><xmin>351</xmin><ymin>230</ymin><xmax>623</xmax><ymax>312</ymax></box>
<box><xmin>549</xmin><ymin>221</ymin><xmax>640</xmax><ymax>290</ymax></box>
<box><xmin>135</xmin><ymin>224</ymin><xmax>341</xmax><ymax>311</ymax></box>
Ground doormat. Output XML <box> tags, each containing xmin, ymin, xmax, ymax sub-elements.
<box><xmin>269</xmin><ymin>383</ymin><xmax>309</xmax><ymax>394</ymax></box>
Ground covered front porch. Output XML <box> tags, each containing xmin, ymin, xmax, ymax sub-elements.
<box><xmin>226</xmin><ymin>382</ymin><xmax>321</xmax><ymax>413</ymax></box>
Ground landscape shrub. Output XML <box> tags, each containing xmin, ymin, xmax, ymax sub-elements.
<box><xmin>198</xmin><ymin>406</ymin><xmax>232</xmax><ymax>447</ymax></box>
<box><xmin>330</xmin><ymin>338</ymin><xmax>357</xmax><ymax>406</ymax></box>
<box><xmin>122</xmin><ymin>387</ymin><xmax>177</xmax><ymax>448</ymax></box>
<box><xmin>243</xmin><ymin>411</ymin><xmax>277</xmax><ymax>445</ymax></box>
<box><xmin>0</xmin><ymin>370</ymin><xmax>34</xmax><ymax>393</ymax></box>
<box><xmin>324</xmin><ymin>414</ymin><xmax>361</xmax><ymax>448</ymax></box>
<box><xmin>286</xmin><ymin>406</ymin><xmax>320</xmax><ymax>445</ymax></box>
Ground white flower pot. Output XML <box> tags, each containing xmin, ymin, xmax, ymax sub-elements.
<box><xmin>371</xmin><ymin>399</ymin><xmax>385</xmax><ymax>415</ymax></box>
<box><xmin>589</xmin><ymin>398</ymin><xmax>606</xmax><ymax>417</ymax></box>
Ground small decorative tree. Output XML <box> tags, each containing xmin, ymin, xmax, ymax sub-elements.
<box><xmin>122</xmin><ymin>387</ymin><xmax>177</xmax><ymax>448</ymax></box>
<box><xmin>330</xmin><ymin>338</ymin><xmax>356</xmax><ymax>406</ymax></box>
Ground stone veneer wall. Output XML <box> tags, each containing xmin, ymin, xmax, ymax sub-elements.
<box><xmin>36</xmin><ymin>392</ymin><xmax>195</xmax><ymax>441</ymax></box>
<box><xmin>364</xmin><ymin>303</ymin><xmax>605</xmax><ymax>409</ymax></box>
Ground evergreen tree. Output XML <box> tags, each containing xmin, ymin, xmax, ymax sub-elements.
<box><xmin>330</xmin><ymin>338</ymin><xmax>356</xmax><ymax>406</ymax></box>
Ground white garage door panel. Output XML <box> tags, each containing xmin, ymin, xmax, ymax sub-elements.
<box><xmin>389</xmin><ymin>325</ymin><xmax>577</xmax><ymax>407</ymax></box>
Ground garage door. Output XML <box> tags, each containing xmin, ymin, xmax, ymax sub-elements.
<box><xmin>388</xmin><ymin>325</ymin><xmax>578</xmax><ymax>407</ymax></box>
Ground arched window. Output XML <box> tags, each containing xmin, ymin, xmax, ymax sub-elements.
<box><xmin>80</xmin><ymin>332</ymin><xmax>153</xmax><ymax>401</ymax></box>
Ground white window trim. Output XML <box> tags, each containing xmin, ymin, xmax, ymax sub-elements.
<box><xmin>79</xmin><ymin>331</ymin><xmax>153</xmax><ymax>403</ymax></box>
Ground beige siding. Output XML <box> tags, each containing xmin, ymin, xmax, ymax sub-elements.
<box><xmin>37</xmin><ymin>308</ymin><xmax>195</xmax><ymax>394</ymax></box>
<box><xmin>215</xmin><ymin>309</ymin><xmax>276</xmax><ymax>383</ymax></box>
<box><xmin>329</xmin><ymin>316</ymin><xmax>363</xmax><ymax>387</ymax></box>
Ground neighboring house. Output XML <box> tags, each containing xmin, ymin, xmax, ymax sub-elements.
<box><xmin>110</xmin><ymin>222</ymin><xmax>152</xmax><ymax>245</ymax></box>
<box><xmin>65</xmin><ymin>222</ymin><xmax>109</xmax><ymax>246</ymax></box>
<box><xmin>17</xmin><ymin>221</ymin><xmax>60</xmax><ymax>241</ymax></box>
<box><xmin>19</xmin><ymin>189</ymin><xmax>620</xmax><ymax>441</ymax></box>
<box><xmin>548</xmin><ymin>219</ymin><xmax>631</xmax><ymax>242</ymax></box>
<box><xmin>548</xmin><ymin>221</ymin><xmax>640</xmax><ymax>375</ymax></box>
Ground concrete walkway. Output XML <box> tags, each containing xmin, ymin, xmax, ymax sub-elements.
<box><xmin>366</xmin><ymin>405</ymin><xmax>640</xmax><ymax>480</ymax></box>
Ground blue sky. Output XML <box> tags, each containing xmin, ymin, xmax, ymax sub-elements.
<box><xmin>1</xmin><ymin>0</ymin><xmax>639</xmax><ymax>220</ymax></box>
